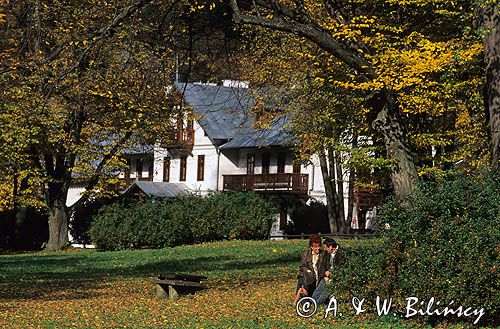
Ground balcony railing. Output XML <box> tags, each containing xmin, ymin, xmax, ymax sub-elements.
<box><xmin>354</xmin><ymin>186</ymin><xmax>383</xmax><ymax>207</ymax></box>
<box><xmin>223</xmin><ymin>173</ymin><xmax>309</xmax><ymax>193</ymax></box>
<box><xmin>163</xmin><ymin>129</ymin><xmax>194</xmax><ymax>149</ymax></box>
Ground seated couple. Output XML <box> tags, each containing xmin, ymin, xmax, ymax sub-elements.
<box><xmin>294</xmin><ymin>234</ymin><xmax>345</xmax><ymax>305</ymax></box>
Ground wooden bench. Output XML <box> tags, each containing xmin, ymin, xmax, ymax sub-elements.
<box><xmin>154</xmin><ymin>274</ymin><xmax>207</xmax><ymax>300</ymax></box>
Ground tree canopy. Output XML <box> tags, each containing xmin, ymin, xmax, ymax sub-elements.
<box><xmin>231</xmin><ymin>0</ymin><xmax>494</xmax><ymax>198</ymax></box>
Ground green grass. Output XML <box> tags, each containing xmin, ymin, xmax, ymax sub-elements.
<box><xmin>0</xmin><ymin>239</ymin><xmax>480</xmax><ymax>328</ymax></box>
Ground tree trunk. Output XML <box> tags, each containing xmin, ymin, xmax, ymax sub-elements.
<box><xmin>44</xmin><ymin>153</ymin><xmax>72</xmax><ymax>252</ymax></box>
<box><xmin>318</xmin><ymin>149</ymin><xmax>339</xmax><ymax>233</ymax></box>
<box><xmin>46</xmin><ymin>198</ymin><xmax>70</xmax><ymax>251</ymax></box>
<box><xmin>346</xmin><ymin>131</ymin><xmax>357</xmax><ymax>231</ymax></box>
<box><xmin>483</xmin><ymin>3</ymin><xmax>500</xmax><ymax>174</ymax></box>
<box><xmin>328</xmin><ymin>148</ymin><xmax>343</xmax><ymax>232</ymax></box>
<box><xmin>372</xmin><ymin>92</ymin><xmax>419</xmax><ymax>199</ymax></box>
<box><xmin>335</xmin><ymin>152</ymin><xmax>349</xmax><ymax>233</ymax></box>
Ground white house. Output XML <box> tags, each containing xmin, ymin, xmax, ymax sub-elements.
<box><xmin>117</xmin><ymin>81</ymin><xmax>351</xmax><ymax>234</ymax></box>
<box><xmin>68</xmin><ymin>80</ymin><xmax>380</xmax><ymax>242</ymax></box>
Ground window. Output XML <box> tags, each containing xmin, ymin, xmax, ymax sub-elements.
<box><xmin>247</xmin><ymin>154</ymin><xmax>255</xmax><ymax>175</ymax></box>
<box><xmin>277</xmin><ymin>152</ymin><xmax>286</xmax><ymax>174</ymax></box>
<box><xmin>262</xmin><ymin>153</ymin><xmax>270</xmax><ymax>174</ymax></box>
<box><xmin>136</xmin><ymin>158</ymin><xmax>143</xmax><ymax>179</ymax></box>
<box><xmin>197</xmin><ymin>155</ymin><xmax>205</xmax><ymax>181</ymax></box>
<box><xmin>180</xmin><ymin>156</ymin><xmax>187</xmax><ymax>181</ymax></box>
<box><xmin>163</xmin><ymin>157</ymin><xmax>170</xmax><ymax>182</ymax></box>
<box><xmin>147</xmin><ymin>159</ymin><xmax>153</xmax><ymax>178</ymax></box>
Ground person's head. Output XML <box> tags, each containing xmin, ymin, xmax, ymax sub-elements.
<box><xmin>323</xmin><ymin>237</ymin><xmax>338</xmax><ymax>254</ymax></box>
<box><xmin>309</xmin><ymin>234</ymin><xmax>322</xmax><ymax>254</ymax></box>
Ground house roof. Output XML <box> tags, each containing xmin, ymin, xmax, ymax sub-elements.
<box><xmin>219</xmin><ymin>116</ymin><xmax>294</xmax><ymax>149</ymax></box>
<box><xmin>122</xmin><ymin>181</ymin><xmax>190</xmax><ymax>197</ymax></box>
<box><xmin>174</xmin><ymin>82</ymin><xmax>254</xmax><ymax>140</ymax></box>
<box><xmin>174</xmin><ymin>82</ymin><xmax>294</xmax><ymax>148</ymax></box>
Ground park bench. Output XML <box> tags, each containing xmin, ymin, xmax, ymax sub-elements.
<box><xmin>154</xmin><ymin>274</ymin><xmax>207</xmax><ymax>300</ymax></box>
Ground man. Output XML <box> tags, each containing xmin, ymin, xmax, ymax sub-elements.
<box><xmin>312</xmin><ymin>237</ymin><xmax>345</xmax><ymax>305</ymax></box>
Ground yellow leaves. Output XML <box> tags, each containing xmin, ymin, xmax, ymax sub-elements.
<box><xmin>88</xmin><ymin>87</ymin><xmax>114</xmax><ymax>99</ymax></box>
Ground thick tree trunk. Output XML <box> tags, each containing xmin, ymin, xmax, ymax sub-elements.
<box><xmin>483</xmin><ymin>3</ymin><xmax>500</xmax><ymax>174</ymax></box>
<box><xmin>319</xmin><ymin>149</ymin><xmax>339</xmax><ymax>233</ymax></box>
<box><xmin>46</xmin><ymin>198</ymin><xmax>70</xmax><ymax>251</ymax></box>
<box><xmin>44</xmin><ymin>152</ymin><xmax>72</xmax><ymax>252</ymax></box>
<box><xmin>372</xmin><ymin>92</ymin><xmax>419</xmax><ymax>200</ymax></box>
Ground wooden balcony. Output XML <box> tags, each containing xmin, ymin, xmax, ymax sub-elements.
<box><xmin>223</xmin><ymin>173</ymin><xmax>309</xmax><ymax>193</ymax></box>
<box><xmin>163</xmin><ymin>129</ymin><xmax>194</xmax><ymax>149</ymax></box>
<box><xmin>354</xmin><ymin>186</ymin><xmax>383</xmax><ymax>207</ymax></box>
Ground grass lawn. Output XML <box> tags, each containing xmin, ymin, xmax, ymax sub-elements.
<box><xmin>0</xmin><ymin>240</ymin><xmax>477</xmax><ymax>328</ymax></box>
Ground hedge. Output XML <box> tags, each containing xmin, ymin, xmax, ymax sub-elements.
<box><xmin>88</xmin><ymin>191</ymin><xmax>275</xmax><ymax>250</ymax></box>
<box><xmin>329</xmin><ymin>172</ymin><xmax>499</xmax><ymax>326</ymax></box>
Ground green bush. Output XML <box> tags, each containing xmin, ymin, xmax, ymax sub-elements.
<box><xmin>332</xmin><ymin>243</ymin><xmax>391</xmax><ymax>302</ymax></box>
<box><xmin>330</xmin><ymin>172</ymin><xmax>499</xmax><ymax>325</ymax></box>
<box><xmin>379</xmin><ymin>173</ymin><xmax>499</xmax><ymax>322</ymax></box>
<box><xmin>88</xmin><ymin>191</ymin><xmax>275</xmax><ymax>250</ymax></box>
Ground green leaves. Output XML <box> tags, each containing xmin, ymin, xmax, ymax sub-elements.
<box><xmin>89</xmin><ymin>191</ymin><xmax>276</xmax><ymax>250</ymax></box>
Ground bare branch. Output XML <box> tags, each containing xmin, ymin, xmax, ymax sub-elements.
<box><xmin>323</xmin><ymin>0</ymin><xmax>347</xmax><ymax>24</ymax></box>
<box><xmin>39</xmin><ymin>0</ymin><xmax>153</xmax><ymax>65</ymax></box>
<box><xmin>231</xmin><ymin>0</ymin><xmax>374</xmax><ymax>80</ymax></box>
<box><xmin>70</xmin><ymin>130</ymin><xmax>134</xmax><ymax>210</ymax></box>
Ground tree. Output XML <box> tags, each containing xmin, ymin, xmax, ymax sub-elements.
<box><xmin>0</xmin><ymin>0</ymin><xmax>187</xmax><ymax>251</ymax></box>
<box><xmin>1</xmin><ymin>0</ymin><xmax>252</xmax><ymax>251</ymax></box>
<box><xmin>230</xmin><ymin>0</ymin><xmax>489</xmax><ymax>200</ymax></box>
<box><xmin>481</xmin><ymin>1</ymin><xmax>500</xmax><ymax>174</ymax></box>
<box><xmin>240</xmin><ymin>28</ymin><xmax>391</xmax><ymax>233</ymax></box>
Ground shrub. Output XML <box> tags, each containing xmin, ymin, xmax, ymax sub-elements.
<box><xmin>287</xmin><ymin>199</ymin><xmax>329</xmax><ymax>234</ymax></box>
<box><xmin>379</xmin><ymin>172</ymin><xmax>499</xmax><ymax>323</ymax></box>
<box><xmin>88</xmin><ymin>191</ymin><xmax>276</xmax><ymax>250</ymax></box>
<box><xmin>332</xmin><ymin>242</ymin><xmax>391</xmax><ymax>303</ymax></box>
<box><xmin>88</xmin><ymin>202</ymin><xmax>130</xmax><ymax>250</ymax></box>
<box><xmin>330</xmin><ymin>172</ymin><xmax>499</xmax><ymax>325</ymax></box>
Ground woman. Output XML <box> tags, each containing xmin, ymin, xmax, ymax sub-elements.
<box><xmin>294</xmin><ymin>234</ymin><xmax>328</xmax><ymax>304</ymax></box>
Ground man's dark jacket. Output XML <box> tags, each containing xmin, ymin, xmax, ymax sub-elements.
<box><xmin>327</xmin><ymin>247</ymin><xmax>346</xmax><ymax>271</ymax></box>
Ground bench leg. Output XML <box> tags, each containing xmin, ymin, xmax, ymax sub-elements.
<box><xmin>155</xmin><ymin>284</ymin><xmax>168</xmax><ymax>299</ymax></box>
<box><xmin>168</xmin><ymin>285</ymin><xmax>179</xmax><ymax>301</ymax></box>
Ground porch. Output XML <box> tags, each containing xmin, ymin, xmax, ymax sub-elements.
<box><xmin>222</xmin><ymin>173</ymin><xmax>309</xmax><ymax>193</ymax></box>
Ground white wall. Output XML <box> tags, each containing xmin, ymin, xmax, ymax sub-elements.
<box><xmin>66</xmin><ymin>184</ymin><xmax>86</xmax><ymax>207</ymax></box>
<box><xmin>153</xmin><ymin>121</ymin><xmax>219</xmax><ymax>194</ymax></box>
<box><xmin>306</xmin><ymin>154</ymin><xmax>350</xmax><ymax>221</ymax></box>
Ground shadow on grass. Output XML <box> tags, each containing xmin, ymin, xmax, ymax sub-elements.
<box><xmin>0</xmin><ymin>251</ymin><xmax>299</xmax><ymax>302</ymax></box>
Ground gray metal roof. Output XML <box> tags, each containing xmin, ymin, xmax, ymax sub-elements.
<box><xmin>175</xmin><ymin>82</ymin><xmax>255</xmax><ymax>140</ymax></box>
<box><xmin>174</xmin><ymin>82</ymin><xmax>294</xmax><ymax>148</ymax></box>
<box><xmin>122</xmin><ymin>181</ymin><xmax>190</xmax><ymax>197</ymax></box>
<box><xmin>219</xmin><ymin>117</ymin><xmax>295</xmax><ymax>149</ymax></box>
